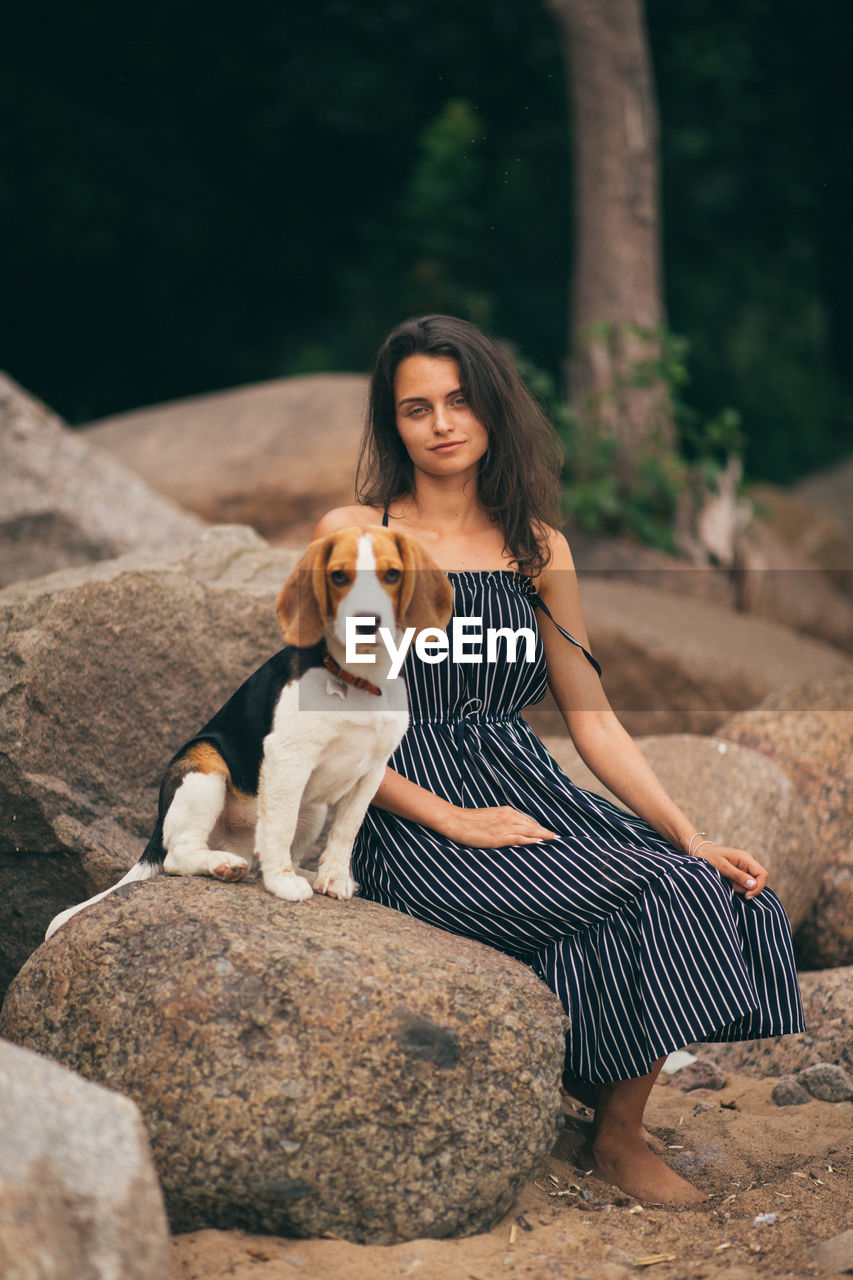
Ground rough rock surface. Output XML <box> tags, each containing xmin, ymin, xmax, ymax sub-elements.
<box><xmin>794</xmin><ymin>454</ymin><xmax>853</xmax><ymax>548</ymax></box>
<box><xmin>565</xmin><ymin>525</ymin><xmax>735</xmax><ymax>606</ymax></box>
<box><xmin>550</xmin><ymin>577</ymin><xmax>853</xmax><ymax>739</ymax></box>
<box><xmin>0</xmin><ymin>371</ymin><xmax>204</xmax><ymax>589</ymax></box>
<box><xmin>694</xmin><ymin>965</ymin><xmax>853</xmax><ymax>1079</ymax></box>
<box><xmin>0</xmin><ymin>526</ymin><xmax>298</xmax><ymax>997</ymax></box>
<box><xmin>719</xmin><ymin>674</ymin><xmax>853</xmax><ymax>966</ymax></box>
<box><xmin>83</xmin><ymin>373</ymin><xmax>368</xmax><ymax>544</ymax></box>
<box><xmin>811</xmin><ymin>1227</ymin><xmax>853</xmax><ymax>1274</ymax></box>
<box><xmin>568</xmin><ymin>491</ymin><xmax>853</xmax><ymax>654</ymax></box>
<box><xmin>541</xmin><ymin>734</ymin><xmax>821</xmax><ymax>931</ymax></box>
<box><xmin>771</xmin><ymin>1075</ymin><xmax>811</xmax><ymax>1107</ymax></box>
<box><xmin>0</xmin><ymin>1038</ymin><xmax>169</xmax><ymax>1280</ymax></box>
<box><xmin>668</xmin><ymin>1058</ymin><xmax>727</xmax><ymax>1092</ymax></box>
<box><xmin>734</xmin><ymin>516</ymin><xmax>853</xmax><ymax>654</ymax></box>
<box><xmin>797</xmin><ymin>1062</ymin><xmax>853</xmax><ymax>1102</ymax></box>
<box><xmin>0</xmin><ymin>878</ymin><xmax>568</xmax><ymax>1244</ymax></box>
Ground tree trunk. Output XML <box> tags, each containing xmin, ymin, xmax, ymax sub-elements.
<box><xmin>547</xmin><ymin>0</ymin><xmax>673</xmax><ymax>474</ymax></box>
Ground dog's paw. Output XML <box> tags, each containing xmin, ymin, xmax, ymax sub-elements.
<box><xmin>263</xmin><ymin>869</ymin><xmax>314</xmax><ymax>902</ymax></box>
<box><xmin>164</xmin><ymin>849</ymin><xmax>248</xmax><ymax>879</ymax></box>
<box><xmin>314</xmin><ymin>868</ymin><xmax>359</xmax><ymax>900</ymax></box>
<box><xmin>211</xmin><ymin>854</ymin><xmax>249</xmax><ymax>882</ymax></box>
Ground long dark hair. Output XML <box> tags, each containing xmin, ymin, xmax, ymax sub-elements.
<box><xmin>356</xmin><ymin>314</ymin><xmax>562</xmax><ymax>576</ymax></box>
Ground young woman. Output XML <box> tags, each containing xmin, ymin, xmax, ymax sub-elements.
<box><xmin>313</xmin><ymin>314</ymin><xmax>804</xmax><ymax>1205</ymax></box>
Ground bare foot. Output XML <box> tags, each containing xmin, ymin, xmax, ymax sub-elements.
<box><xmin>642</xmin><ymin>1128</ymin><xmax>667</xmax><ymax>1155</ymax></box>
<box><xmin>577</xmin><ymin>1134</ymin><xmax>707</xmax><ymax>1205</ymax></box>
<box><xmin>560</xmin><ymin>1087</ymin><xmax>665</xmax><ymax>1153</ymax></box>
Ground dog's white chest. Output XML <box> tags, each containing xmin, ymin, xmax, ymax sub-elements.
<box><xmin>269</xmin><ymin>671</ymin><xmax>409</xmax><ymax>787</ymax></box>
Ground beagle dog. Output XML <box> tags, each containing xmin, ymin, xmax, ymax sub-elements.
<box><xmin>46</xmin><ymin>527</ymin><xmax>453</xmax><ymax>938</ymax></box>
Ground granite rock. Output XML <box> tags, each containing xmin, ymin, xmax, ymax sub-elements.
<box><xmin>0</xmin><ymin>371</ymin><xmax>204</xmax><ymax>589</ymax></box>
<box><xmin>84</xmin><ymin>373</ymin><xmax>368</xmax><ymax>546</ymax></box>
<box><xmin>0</xmin><ymin>526</ymin><xmax>298</xmax><ymax>998</ymax></box>
<box><xmin>734</xmin><ymin>503</ymin><xmax>853</xmax><ymax>654</ymax></box>
<box><xmin>719</xmin><ymin>675</ymin><xmax>853</xmax><ymax>967</ymax></box>
<box><xmin>669</xmin><ymin>1058</ymin><xmax>727</xmax><ymax>1093</ymax></box>
<box><xmin>542</xmin><ymin>733</ymin><xmax>822</xmax><ymax>930</ymax></box>
<box><xmin>527</xmin><ymin>578</ymin><xmax>852</xmax><ymax>741</ymax></box>
<box><xmin>0</xmin><ymin>1038</ymin><xmax>168</xmax><ymax>1280</ymax></box>
<box><xmin>0</xmin><ymin>877</ymin><xmax>568</xmax><ymax>1244</ymax></box>
<box><xmin>692</xmin><ymin>965</ymin><xmax>853</xmax><ymax>1079</ymax></box>
<box><xmin>811</xmin><ymin>1227</ymin><xmax>853</xmax><ymax>1274</ymax></box>
<box><xmin>771</xmin><ymin>1076</ymin><xmax>811</xmax><ymax>1107</ymax></box>
<box><xmin>794</xmin><ymin>454</ymin><xmax>853</xmax><ymax>549</ymax></box>
<box><xmin>797</xmin><ymin>1062</ymin><xmax>853</xmax><ymax>1102</ymax></box>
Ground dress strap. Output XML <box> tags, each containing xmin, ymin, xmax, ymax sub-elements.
<box><xmin>532</xmin><ymin>595</ymin><xmax>602</xmax><ymax>677</ymax></box>
<box><xmin>381</xmin><ymin>509</ymin><xmax>389</xmax><ymax>527</ymax></box>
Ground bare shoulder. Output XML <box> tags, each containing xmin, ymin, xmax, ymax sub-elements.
<box><xmin>311</xmin><ymin>505</ymin><xmax>382</xmax><ymax>541</ymax></box>
<box><xmin>539</xmin><ymin>524</ymin><xmax>577</xmax><ymax>575</ymax></box>
<box><xmin>532</xmin><ymin>524</ymin><xmax>595</xmax><ymax>661</ymax></box>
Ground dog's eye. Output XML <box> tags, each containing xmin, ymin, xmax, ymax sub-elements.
<box><xmin>383</xmin><ymin>568</ymin><xmax>401</xmax><ymax>584</ymax></box>
<box><xmin>330</xmin><ymin>569</ymin><xmax>350</xmax><ymax>586</ymax></box>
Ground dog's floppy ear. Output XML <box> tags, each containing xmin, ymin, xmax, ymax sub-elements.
<box><xmin>393</xmin><ymin>532</ymin><xmax>454</xmax><ymax>632</ymax></box>
<box><xmin>277</xmin><ymin>535</ymin><xmax>334</xmax><ymax>646</ymax></box>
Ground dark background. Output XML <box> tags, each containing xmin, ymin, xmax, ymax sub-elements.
<box><xmin>2</xmin><ymin>0</ymin><xmax>851</xmax><ymax>483</ymax></box>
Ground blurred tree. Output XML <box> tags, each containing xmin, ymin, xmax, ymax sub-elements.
<box><xmin>0</xmin><ymin>0</ymin><xmax>849</xmax><ymax>488</ymax></box>
<box><xmin>546</xmin><ymin>0</ymin><xmax>674</xmax><ymax>483</ymax></box>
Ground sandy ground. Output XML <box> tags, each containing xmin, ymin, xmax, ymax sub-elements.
<box><xmin>170</xmin><ymin>1074</ymin><xmax>852</xmax><ymax>1280</ymax></box>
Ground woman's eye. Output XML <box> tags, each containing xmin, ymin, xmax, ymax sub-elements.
<box><xmin>384</xmin><ymin>568</ymin><xmax>401</xmax><ymax>584</ymax></box>
<box><xmin>330</xmin><ymin>569</ymin><xmax>349</xmax><ymax>586</ymax></box>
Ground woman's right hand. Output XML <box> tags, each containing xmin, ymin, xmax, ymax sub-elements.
<box><xmin>438</xmin><ymin>805</ymin><xmax>557</xmax><ymax>848</ymax></box>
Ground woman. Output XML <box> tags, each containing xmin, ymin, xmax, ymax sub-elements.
<box><xmin>313</xmin><ymin>314</ymin><xmax>804</xmax><ymax>1205</ymax></box>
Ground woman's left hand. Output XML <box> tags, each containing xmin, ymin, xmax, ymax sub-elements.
<box><xmin>694</xmin><ymin>843</ymin><xmax>768</xmax><ymax>899</ymax></box>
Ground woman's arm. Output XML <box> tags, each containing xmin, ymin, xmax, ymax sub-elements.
<box><xmin>537</xmin><ymin>530</ymin><xmax>767</xmax><ymax>898</ymax></box>
<box><xmin>370</xmin><ymin>766</ymin><xmax>557</xmax><ymax>847</ymax></box>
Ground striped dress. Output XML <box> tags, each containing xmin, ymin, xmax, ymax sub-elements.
<box><xmin>351</xmin><ymin>569</ymin><xmax>804</xmax><ymax>1083</ymax></box>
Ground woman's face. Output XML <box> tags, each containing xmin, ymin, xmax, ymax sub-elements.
<box><xmin>393</xmin><ymin>354</ymin><xmax>489</xmax><ymax>479</ymax></box>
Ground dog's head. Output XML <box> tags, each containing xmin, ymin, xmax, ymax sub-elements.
<box><xmin>276</xmin><ymin>526</ymin><xmax>454</xmax><ymax>650</ymax></box>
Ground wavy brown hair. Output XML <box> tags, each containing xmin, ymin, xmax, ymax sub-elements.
<box><xmin>356</xmin><ymin>314</ymin><xmax>562</xmax><ymax>576</ymax></box>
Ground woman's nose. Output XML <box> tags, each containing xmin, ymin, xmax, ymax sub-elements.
<box><xmin>433</xmin><ymin>405</ymin><xmax>452</xmax><ymax>434</ymax></box>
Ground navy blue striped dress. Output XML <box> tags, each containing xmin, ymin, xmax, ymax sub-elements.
<box><xmin>352</xmin><ymin>568</ymin><xmax>804</xmax><ymax>1084</ymax></box>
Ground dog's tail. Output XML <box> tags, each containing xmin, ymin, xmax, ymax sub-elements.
<box><xmin>44</xmin><ymin>824</ymin><xmax>165</xmax><ymax>941</ymax></box>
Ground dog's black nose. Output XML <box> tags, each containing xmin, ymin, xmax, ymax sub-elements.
<box><xmin>351</xmin><ymin>613</ymin><xmax>380</xmax><ymax>629</ymax></box>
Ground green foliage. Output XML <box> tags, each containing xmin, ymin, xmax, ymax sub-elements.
<box><xmin>401</xmin><ymin>99</ymin><xmax>494</xmax><ymax>327</ymax></box>
<box><xmin>518</xmin><ymin>334</ymin><xmax>744</xmax><ymax>553</ymax></box>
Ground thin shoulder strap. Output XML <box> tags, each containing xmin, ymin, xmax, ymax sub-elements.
<box><xmin>381</xmin><ymin>509</ymin><xmax>389</xmax><ymax>527</ymax></box>
<box><xmin>532</xmin><ymin>596</ymin><xmax>602</xmax><ymax>677</ymax></box>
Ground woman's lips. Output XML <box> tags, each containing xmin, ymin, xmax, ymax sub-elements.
<box><xmin>430</xmin><ymin>441</ymin><xmax>463</xmax><ymax>452</ymax></box>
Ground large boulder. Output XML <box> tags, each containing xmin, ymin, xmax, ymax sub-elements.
<box><xmin>0</xmin><ymin>371</ymin><xmax>204</xmax><ymax>589</ymax></box>
<box><xmin>0</xmin><ymin>1038</ymin><xmax>169</xmax><ymax>1280</ymax></box>
<box><xmin>691</xmin><ymin>965</ymin><xmax>853</xmax><ymax>1080</ymax></box>
<box><xmin>734</xmin><ymin>511</ymin><xmax>853</xmax><ymax>655</ymax></box>
<box><xmin>745</xmin><ymin>482</ymin><xmax>853</xmax><ymax>591</ymax></box>
<box><xmin>83</xmin><ymin>373</ymin><xmax>369</xmax><ymax>545</ymax></box>
<box><xmin>0</xmin><ymin>878</ymin><xmax>568</xmax><ymax>1244</ymax></box>
<box><xmin>719</xmin><ymin>675</ymin><xmax>853</xmax><ymax>967</ymax></box>
<box><xmin>0</xmin><ymin>526</ymin><xmax>299</xmax><ymax>998</ymax></box>
<box><xmin>793</xmin><ymin>454</ymin><xmax>853</xmax><ymax>551</ymax></box>
<box><xmin>567</xmin><ymin>478</ymin><xmax>853</xmax><ymax>656</ymax></box>
<box><xmin>542</xmin><ymin>734</ymin><xmax>821</xmax><ymax>931</ymax></box>
<box><xmin>566</xmin><ymin>525</ymin><xmax>735</xmax><ymax>606</ymax></box>
<box><xmin>525</xmin><ymin>577</ymin><xmax>853</xmax><ymax>740</ymax></box>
